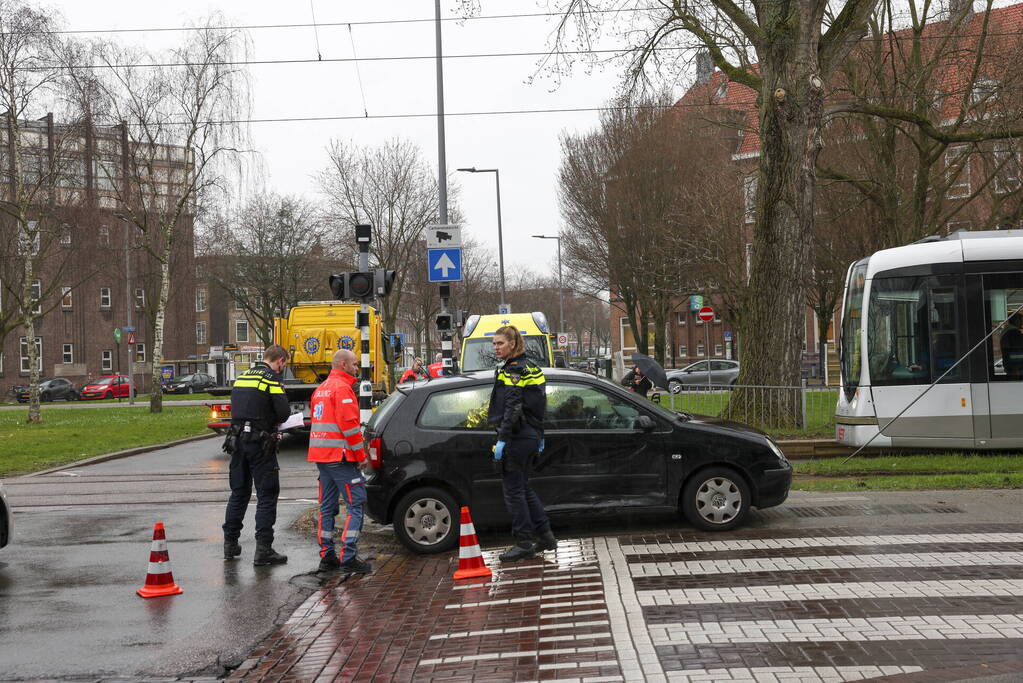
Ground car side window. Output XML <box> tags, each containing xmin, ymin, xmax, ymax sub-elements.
<box><xmin>688</xmin><ymin>361</ymin><xmax>709</xmax><ymax>372</ymax></box>
<box><xmin>418</xmin><ymin>385</ymin><xmax>492</xmax><ymax>430</ymax></box>
<box><xmin>546</xmin><ymin>382</ymin><xmax>640</xmax><ymax>430</ymax></box>
<box><xmin>711</xmin><ymin>361</ymin><xmax>731</xmax><ymax>371</ymax></box>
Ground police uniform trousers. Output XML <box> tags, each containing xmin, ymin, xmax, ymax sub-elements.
<box><xmin>501</xmin><ymin>430</ymin><xmax>551</xmax><ymax>540</ymax></box>
<box><xmin>222</xmin><ymin>437</ymin><xmax>281</xmax><ymax>543</ymax></box>
<box><xmin>316</xmin><ymin>461</ymin><xmax>366</xmax><ymax>562</ymax></box>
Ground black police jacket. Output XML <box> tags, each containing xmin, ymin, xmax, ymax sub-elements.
<box><xmin>230</xmin><ymin>362</ymin><xmax>290</xmax><ymax>431</ymax></box>
<box><xmin>487</xmin><ymin>353</ymin><xmax>546</xmax><ymax>440</ymax></box>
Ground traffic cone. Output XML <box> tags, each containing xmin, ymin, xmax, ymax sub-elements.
<box><xmin>136</xmin><ymin>522</ymin><xmax>184</xmax><ymax>598</ymax></box>
<box><xmin>453</xmin><ymin>506</ymin><xmax>492</xmax><ymax>580</ymax></box>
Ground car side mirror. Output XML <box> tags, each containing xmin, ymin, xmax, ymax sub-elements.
<box><xmin>635</xmin><ymin>415</ymin><xmax>655</xmax><ymax>432</ymax></box>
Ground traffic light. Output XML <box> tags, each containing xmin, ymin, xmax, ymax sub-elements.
<box><xmin>436</xmin><ymin>313</ymin><xmax>453</xmax><ymax>331</ymax></box>
<box><xmin>374</xmin><ymin>269</ymin><xmax>396</xmax><ymax>297</ymax></box>
<box><xmin>347</xmin><ymin>272</ymin><xmax>374</xmax><ymax>299</ymax></box>
<box><xmin>329</xmin><ymin>273</ymin><xmax>346</xmax><ymax>299</ymax></box>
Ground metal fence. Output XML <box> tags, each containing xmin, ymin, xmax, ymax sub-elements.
<box><xmin>656</xmin><ymin>381</ymin><xmax>838</xmax><ymax>435</ymax></box>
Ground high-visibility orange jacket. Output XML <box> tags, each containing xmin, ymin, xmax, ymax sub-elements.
<box><xmin>399</xmin><ymin>366</ymin><xmax>428</xmax><ymax>383</ymax></box>
<box><xmin>427</xmin><ymin>362</ymin><xmax>444</xmax><ymax>378</ymax></box>
<box><xmin>307</xmin><ymin>368</ymin><xmax>366</xmax><ymax>463</ymax></box>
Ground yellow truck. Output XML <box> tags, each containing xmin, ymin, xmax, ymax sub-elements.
<box><xmin>207</xmin><ymin>301</ymin><xmax>395</xmax><ymax>432</ymax></box>
<box><xmin>460</xmin><ymin>312</ymin><xmax>556</xmax><ymax>372</ymax></box>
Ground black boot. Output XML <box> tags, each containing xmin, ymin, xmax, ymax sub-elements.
<box><xmin>253</xmin><ymin>541</ymin><xmax>288</xmax><ymax>566</ymax></box>
<box><xmin>534</xmin><ymin>529</ymin><xmax>557</xmax><ymax>553</ymax></box>
<box><xmin>318</xmin><ymin>551</ymin><xmax>341</xmax><ymax>572</ymax></box>
<box><xmin>223</xmin><ymin>539</ymin><xmax>241</xmax><ymax>560</ymax></box>
<box><xmin>499</xmin><ymin>539</ymin><xmax>536</xmax><ymax>563</ymax></box>
<box><xmin>339</xmin><ymin>555</ymin><xmax>373</xmax><ymax>574</ymax></box>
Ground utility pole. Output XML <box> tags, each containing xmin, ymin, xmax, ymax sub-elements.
<box><xmin>434</xmin><ymin>0</ymin><xmax>453</xmax><ymax>375</ymax></box>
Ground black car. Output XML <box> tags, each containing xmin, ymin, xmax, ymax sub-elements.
<box><xmin>363</xmin><ymin>369</ymin><xmax>792</xmax><ymax>554</ymax></box>
<box><xmin>162</xmin><ymin>372</ymin><xmax>216</xmax><ymax>394</ymax></box>
<box><xmin>16</xmin><ymin>378</ymin><xmax>77</xmax><ymax>402</ymax></box>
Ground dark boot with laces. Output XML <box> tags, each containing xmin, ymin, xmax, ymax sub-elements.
<box><xmin>340</xmin><ymin>555</ymin><xmax>372</xmax><ymax>574</ymax></box>
<box><xmin>253</xmin><ymin>541</ymin><xmax>287</xmax><ymax>566</ymax></box>
<box><xmin>318</xmin><ymin>551</ymin><xmax>341</xmax><ymax>572</ymax></box>
<box><xmin>534</xmin><ymin>529</ymin><xmax>558</xmax><ymax>553</ymax></box>
<box><xmin>223</xmin><ymin>539</ymin><xmax>241</xmax><ymax>560</ymax></box>
<box><xmin>499</xmin><ymin>538</ymin><xmax>536</xmax><ymax>563</ymax></box>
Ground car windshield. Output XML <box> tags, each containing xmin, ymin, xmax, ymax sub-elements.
<box><xmin>591</xmin><ymin>373</ymin><xmax>685</xmax><ymax>422</ymax></box>
<box><xmin>94</xmin><ymin>377</ymin><xmax>116</xmax><ymax>385</ymax></box>
<box><xmin>461</xmin><ymin>336</ymin><xmax>550</xmax><ymax>372</ymax></box>
<box><xmin>366</xmin><ymin>390</ymin><xmax>405</xmax><ymax>432</ymax></box>
<box><xmin>177</xmin><ymin>374</ymin><xmax>196</xmax><ymax>382</ymax></box>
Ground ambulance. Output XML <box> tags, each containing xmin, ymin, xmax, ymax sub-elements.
<box><xmin>459</xmin><ymin>312</ymin><xmax>555</xmax><ymax>372</ymax></box>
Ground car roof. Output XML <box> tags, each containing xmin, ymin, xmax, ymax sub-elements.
<box><xmin>397</xmin><ymin>367</ymin><xmax>608</xmax><ymax>393</ymax></box>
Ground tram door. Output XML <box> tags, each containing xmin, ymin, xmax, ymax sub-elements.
<box><xmin>983</xmin><ymin>273</ymin><xmax>1023</xmax><ymax>445</ymax></box>
<box><xmin>867</xmin><ymin>275</ymin><xmax>973</xmax><ymax>445</ymax></box>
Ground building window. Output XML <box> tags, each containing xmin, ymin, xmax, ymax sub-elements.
<box><xmin>745</xmin><ymin>242</ymin><xmax>754</xmax><ymax>283</ymax></box>
<box><xmin>676</xmin><ymin>311</ymin><xmax>686</xmax><ymax>325</ymax></box>
<box><xmin>196</xmin><ymin>321</ymin><xmax>207</xmax><ymax>345</ymax></box>
<box><xmin>61</xmin><ymin>286</ymin><xmax>72</xmax><ymax>309</ymax></box>
<box><xmin>100</xmin><ymin>287</ymin><xmax>111</xmax><ymax>309</ymax></box>
<box><xmin>99</xmin><ymin>224</ymin><xmax>110</xmax><ymax>247</ymax></box>
<box><xmin>195</xmin><ymin>288</ymin><xmax>206</xmax><ymax>312</ymax></box>
<box><xmin>135</xmin><ymin>343</ymin><xmax>146</xmax><ymax>363</ymax></box>
<box><xmin>62</xmin><ymin>343</ymin><xmax>73</xmax><ymax>364</ymax></box>
<box><xmin>236</xmin><ymin>320</ymin><xmax>249</xmax><ymax>343</ymax></box>
<box><xmin>697</xmin><ymin>342</ymin><xmax>705</xmax><ymax>357</ymax></box>
<box><xmin>20</xmin><ymin>337</ymin><xmax>42</xmax><ymax>373</ymax></box>
<box><xmin>0</xmin><ymin>351</ymin><xmax>4</xmax><ymax>377</ymax></box>
<box><xmin>714</xmin><ymin>343</ymin><xmax>723</xmax><ymax>356</ymax></box>
<box><xmin>743</xmin><ymin>176</ymin><xmax>757</xmax><ymax>223</ymax></box>
<box><xmin>102</xmin><ymin>349</ymin><xmax>113</xmax><ymax>372</ymax></box>
<box><xmin>59</xmin><ymin>224</ymin><xmax>72</xmax><ymax>246</ymax></box>
<box><xmin>18</xmin><ymin>221</ymin><xmax>40</xmax><ymax>256</ymax></box>
<box><xmin>31</xmin><ymin>280</ymin><xmax>41</xmax><ymax>314</ymax></box>
<box><xmin>970</xmin><ymin>77</ymin><xmax>999</xmax><ymax>106</ymax></box>
<box><xmin>994</xmin><ymin>139</ymin><xmax>1021</xmax><ymax>193</ymax></box>
<box><xmin>946</xmin><ymin>145</ymin><xmax>971</xmax><ymax>199</ymax></box>
<box><xmin>678</xmin><ymin>344</ymin><xmax>687</xmax><ymax>357</ymax></box>
<box><xmin>135</xmin><ymin>288</ymin><xmax>145</xmax><ymax>309</ymax></box>
<box><xmin>234</xmin><ymin>295</ymin><xmax>245</xmax><ymax>310</ymax></box>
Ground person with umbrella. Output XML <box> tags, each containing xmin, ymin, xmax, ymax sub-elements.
<box><xmin>627</xmin><ymin>352</ymin><xmax>669</xmax><ymax>398</ymax></box>
<box><xmin>621</xmin><ymin>366</ymin><xmax>653</xmax><ymax>398</ymax></box>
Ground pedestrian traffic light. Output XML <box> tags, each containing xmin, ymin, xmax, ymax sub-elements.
<box><xmin>436</xmin><ymin>313</ymin><xmax>453</xmax><ymax>331</ymax></box>
<box><xmin>374</xmin><ymin>269</ymin><xmax>396</xmax><ymax>297</ymax></box>
<box><xmin>329</xmin><ymin>273</ymin><xmax>346</xmax><ymax>299</ymax></box>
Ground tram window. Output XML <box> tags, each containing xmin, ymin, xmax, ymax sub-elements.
<box><xmin>867</xmin><ymin>276</ymin><xmax>961</xmax><ymax>386</ymax></box>
<box><xmin>983</xmin><ymin>273</ymin><xmax>1023</xmax><ymax>381</ymax></box>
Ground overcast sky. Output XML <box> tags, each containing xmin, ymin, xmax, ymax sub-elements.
<box><xmin>46</xmin><ymin>0</ymin><xmax>649</xmax><ymax>277</ymax></box>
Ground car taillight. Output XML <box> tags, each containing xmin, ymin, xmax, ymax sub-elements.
<box><xmin>210</xmin><ymin>403</ymin><xmax>232</xmax><ymax>420</ymax></box>
<box><xmin>368</xmin><ymin>437</ymin><xmax>382</xmax><ymax>469</ymax></box>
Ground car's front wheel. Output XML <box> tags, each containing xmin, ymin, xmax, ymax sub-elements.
<box><xmin>393</xmin><ymin>486</ymin><xmax>459</xmax><ymax>554</ymax></box>
<box><xmin>681</xmin><ymin>466</ymin><xmax>751</xmax><ymax>531</ymax></box>
<box><xmin>668</xmin><ymin>379</ymin><xmax>682</xmax><ymax>394</ymax></box>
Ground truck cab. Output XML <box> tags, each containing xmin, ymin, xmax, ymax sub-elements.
<box><xmin>459</xmin><ymin>312</ymin><xmax>555</xmax><ymax>372</ymax></box>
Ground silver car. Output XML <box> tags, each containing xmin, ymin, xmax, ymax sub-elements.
<box><xmin>0</xmin><ymin>480</ymin><xmax>12</xmax><ymax>550</ymax></box>
<box><xmin>667</xmin><ymin>360</ymin><xmax>740</xmax><ymax>392</ymax></box>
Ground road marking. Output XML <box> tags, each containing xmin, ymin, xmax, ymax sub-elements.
<box><xmin>429</xmin><ymin>619</ymin><xmax>610</xmax><ymax>640</ymax></box>
<box><xmin>629</xmin><ymin>551</ymin><xmax>1023</xmax><ymax>577</ymax></box>
<box><xmin>447</xmin><ymin>590</ymin><xmax>603</xmax><ymax>610</ymax></box>
<box><xmin>420</xmin><ymin>645</ymin><xmax>614</xmax><ymax>665</ymax></box>
<box><xmin>637</xmin><ymin>579</ymin><xmax>1023</xmax><ymax>606</ymax></box>
<box><xmin>662</xmin><ymin>666</ymin><xmax>924</xmax><ymax>682</ymax></box>
<box><xmin>620</xmin><ymin>533</ymin><xmax>1023</xmax><ymax>555</ymax></box>
<box><xmin>648</xmin><ymin>613</ymin><xmax>1023</xmax><ymax>645</ymax></box>
<box><xmin>452</xmin><ymin>572</ymin><xmax>602</xmax><ymax>589</ymax></box>
<box><xmin>537</xmin><ymin>659</ymin><xmax>619</xmax><ymax>671</ymax></box>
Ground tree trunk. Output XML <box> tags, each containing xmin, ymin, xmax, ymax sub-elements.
<box><xmin>148</xmin><ymin>238</ymin><xmax>173</xmax><ymax>414</ymax></box>
<box><xmin>732</xmin><ymin>43</ymin><xmax>825</xmax><ymax>428</ymax></box>
<box><xmin>22</xmin><ymin>243</ymin><xmax>41</xmax><ymax>424</ymax></box>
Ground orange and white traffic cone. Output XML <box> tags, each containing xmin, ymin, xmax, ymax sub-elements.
<box><xmin>136</xmin><ymin>522</ymin><xmax>184</xmax><ymax>598</ymax></box>
<box><xmin>453</xmin><ymin>506</ymin><xmax>492</xmax><ymax>580</ymax></box>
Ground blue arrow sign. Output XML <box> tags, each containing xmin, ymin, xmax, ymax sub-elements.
<box><xmin>428</xmin><ymin>247</ymin><xmax>462</xmax><ymax>282</ymax></box>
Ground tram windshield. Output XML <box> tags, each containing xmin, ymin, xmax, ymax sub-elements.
<box><xmin>840</xmin><ymin>261</ymin><xmax>867</xmax><ymax>401</ymax></box>
<box><xmin>866</xmin><ymin>275</ymin><xmax>961</xmax><ymax>387</ymax></box>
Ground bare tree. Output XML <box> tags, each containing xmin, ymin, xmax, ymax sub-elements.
<box><xmin>94</xmin><ymin>20</ymin><xmax>251</xmax><ymax>413</ymax></box>
<box><xmin>0</xmin><ymin>0</ymin><xmax>92</xmax><ymax>422</ymax></box>
<box><xmin>199</xmin><ymin>194</ymin><xmax>335</xmax><ymax>347</ymax></box>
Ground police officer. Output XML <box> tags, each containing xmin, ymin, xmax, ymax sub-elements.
<box><xmin>222</xmin><ymin>344</ymin><xmax>291</xmax><ymax>565</ymax></box>
<box><xmin>308</xmin><ymin>349</ymin><xmax>372</xmax><ymax>574</ymax></box>
<box><xmin>488</xmin><ymin>325</ymin><xmax>557</xmax><ymax>562</ymax></box>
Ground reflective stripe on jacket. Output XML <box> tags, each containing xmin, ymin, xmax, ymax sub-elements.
<box><xmin>230</xmin><ymin>362</ymin><xmax>290</xmax><ymax>430</ymax></box>
<box><xmin>487</xmin><ymin>353</ymin><xmax>546</xmax><ymax>440</ymax></box>
<box><xmin>307</xmin><ymin>368</ymin><xmax>366</xmax><ymax>463</ymax></box>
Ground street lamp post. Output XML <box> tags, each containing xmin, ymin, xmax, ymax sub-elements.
<box><xmin>456</xmin><ymin>167</ymin><xmax>506</xmax><ymax>310</ymax></box>
<box><xmin>531</xmin><ymin>233</ymin><xmax>564</xmax><ymax>334</ymax></box>
<box><xmin>115</xmin><ymin>213</ymin><xmax>135</xmax><ymax>406</ymax></box>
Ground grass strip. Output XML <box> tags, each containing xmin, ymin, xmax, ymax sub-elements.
<box><xmin>794</xmin><ymin>453</ymin><xmax>1023</xmax><ymax>476</ymax></box>
<box><xmin>793</xmin><ymin>472</ymin><xmax>1023</xmax><ymax>491</ymax></box>
<box><xmin>0</xmin><ymin>406</ymin><xmax>210</xmax><ymax>477</ymax></box>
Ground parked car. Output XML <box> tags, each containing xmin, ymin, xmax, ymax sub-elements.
<box><xmin>1</xmin><ymin>480</ymin><xmax>12</xmax><ymax>551</ymax></box>
<box><xmin>667</xmin><ymin>360</ymin><xmax>740</xmax><ymax>392</ymax></box>
<box><xmin>162</xmin><ymin>372</ymin><xmax>216</xmax><ymax>394</ymax></box>
<box><xmin>16</xmin><ymin>377</ymin><xmax>78</xmax><ymax>402</ymax></box>
<box><xmin>364</xmin><ymin>369</ymin><xmax>791</xmax><ymax>554</ymax></box>
<box><xmin>79</xmin><ymin>375</ymin><xmax>133</xmax><ymax>400</ymax></box>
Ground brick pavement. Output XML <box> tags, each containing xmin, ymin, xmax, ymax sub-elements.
<box><xmin>228</xmin><ymin>524</ymin><xmax>1023</xmax><ymax>682</ymax></box>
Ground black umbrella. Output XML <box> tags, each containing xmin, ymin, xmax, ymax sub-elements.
<box><xmin>630</xmin><ymin>352</ymin><xmax>669</xmax><ymax>391</ymax></box>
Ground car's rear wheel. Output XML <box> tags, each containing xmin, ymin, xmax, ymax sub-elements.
<box><xmin>393</xmin><ymin>486</ymin><xmax>459</xmax><ymax>554</ymax></box>
<box><xmin>681</xmin><ymin>466</ymin><xmax>750</xmax><ymax>531</ymax></box>
<box><xmin>41</xmin><ymin>392</ymin><xmax>51</xmax><ymax>402</ymax></box>
<box><xmin>669</xmin><ymin>379</ymin><xmax>682</xmax><ymax>394</ymax></box>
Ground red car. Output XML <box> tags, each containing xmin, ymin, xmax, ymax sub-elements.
<box><xmin>79</xmin><ymin>375</ymin><xmax>134</xmax><ymax>400</ymax></box>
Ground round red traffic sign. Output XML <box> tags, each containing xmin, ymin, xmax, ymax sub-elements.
<box><xmin>698</xmin><ymin>305</ymin><xmax>715</xmax><ymax>322</ymax></box>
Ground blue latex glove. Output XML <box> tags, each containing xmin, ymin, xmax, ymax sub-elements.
<box><xmin>493</xmin><ymin>441</ymin><xmax>506</xmax><ymax>460</ymax></box>
<box><xmin>539</xmin><ymin>439</ymin><xmax>545</xmax><ymax>453</ymax></box>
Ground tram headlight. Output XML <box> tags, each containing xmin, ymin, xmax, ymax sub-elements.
<box><xmin>766</xmin><ymin>438</ymin><xmax>789</xmax><ymax>465</ymax></box>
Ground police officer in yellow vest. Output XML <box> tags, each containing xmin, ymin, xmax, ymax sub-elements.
<box><xmin>488</xmin><ymin>325</ymin><xmax>558</xmax><ymax>562</ymax></box>
<box><xmin>222</xmin><ymin>344</ymin><xmax>291</xmax><ymax>565</ymax></box>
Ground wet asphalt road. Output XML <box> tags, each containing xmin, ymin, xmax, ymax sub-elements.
<box><xmin>0</xmin><ymin>434</ymin><xmax>330</xmax><ymax>680</ymax></box>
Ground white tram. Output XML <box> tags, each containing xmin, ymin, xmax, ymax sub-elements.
<box><xmin>835</xmin><ymin>230</ymin><xmax>1023</xmax><ymax>449</ymax></box>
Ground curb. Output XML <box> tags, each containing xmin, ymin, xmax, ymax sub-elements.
<box><xmin>19</xmin><ymin>432</ymin><xmax>219</xmax><ymax>478</ymax></box>
<box><xmin>776</xmin><ymin>438</ymin><xmax>854</xmax><ymax>460</ymax></box>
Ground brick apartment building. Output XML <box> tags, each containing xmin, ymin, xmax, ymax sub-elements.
<box><xmin>1</xmin><ymin>116</ymin><xmax>196</xmax><ymax>393</ymax></box>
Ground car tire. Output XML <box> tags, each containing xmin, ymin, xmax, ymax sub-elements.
<box><xmin>104</xmin><ymin>391</ymin><xmax>112</xmax><ymax>399</ymax></box>
<box><xmin>668</xmin><ymin>379</ymin><xmax>682</xmax><ymax>394</ymax></box>
<box><xmin>70</xmin><ymin>392</ymin><xmax>79</xmax><ymax>401</ymax></box>
<box><xmin>41</xmin><ymin>393</ymin><xmax>51</xmax><ymax>402</ymax></box>
<box><xmin>392</xmin><ymin>486</ymin><xmax>459</xmax><ymax>555</ymax></box>
<box><xmin>681</xmin><ymin>466</ymin><xmax>751</xmax><ymax>532</ymax></box>
<box><xmin>187</xmin><ymin>386</ymin><xmax>194</xmax><ymax>394</ymax></box>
